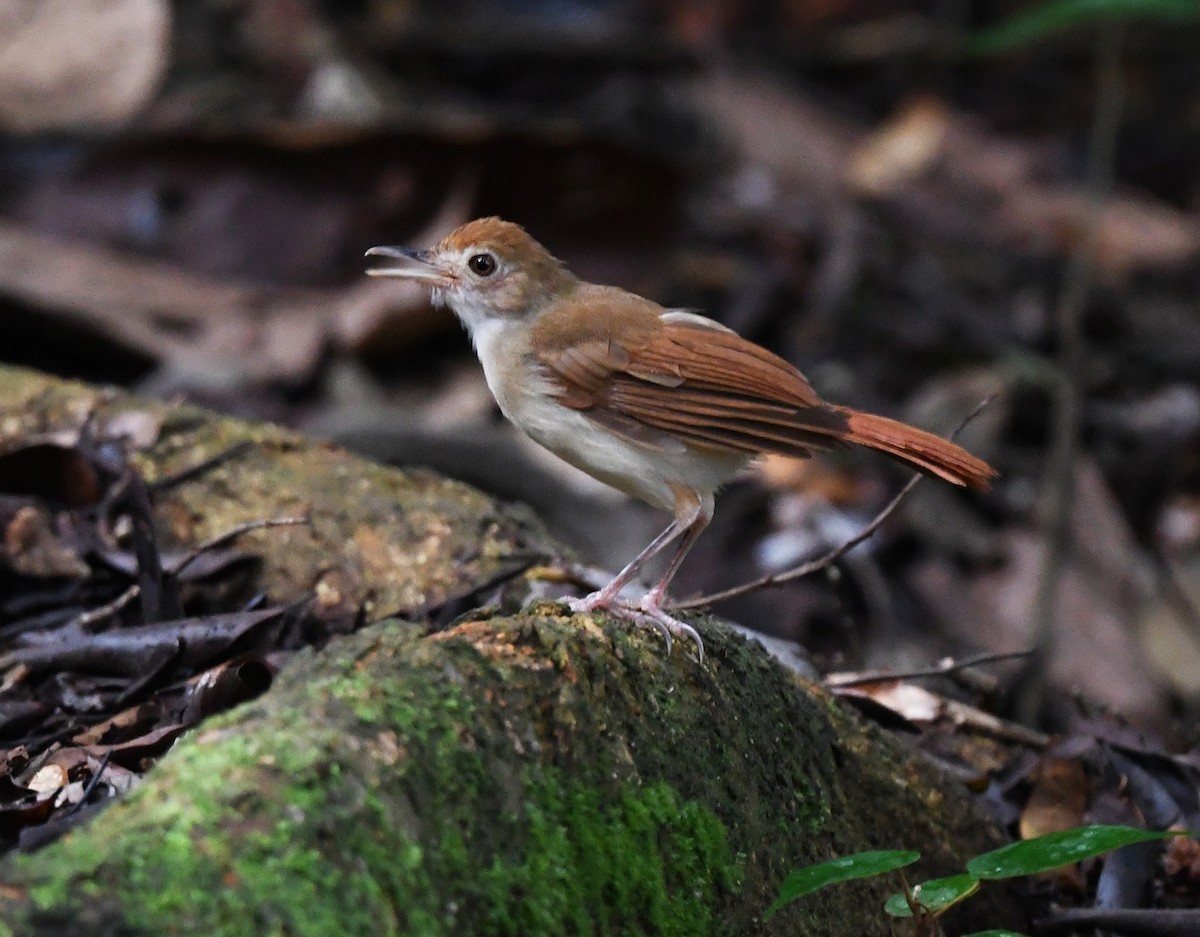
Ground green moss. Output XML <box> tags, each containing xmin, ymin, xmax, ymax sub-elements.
<box><xmin>8</xmin><ymin>625</ymin><xmax>739</xmax><ymax>937</ymax></box>
<box><xmin>788</xmin><ymin>770</ymin><xmax>833</xmax><ymax>836</ymax></box>
<box><xmin>479</xmin><ymin>778</ymin><xmax>739</xmax><ymax>937</ymax></box>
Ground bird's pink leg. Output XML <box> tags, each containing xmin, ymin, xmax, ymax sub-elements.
<box><xmin>640</xmin><ymin>514</ymin><xmax>709</xmax><ymax>610</ymax></box>
<box><xmin>567</xmin><ymin>492</ymin><xmax>709</xmax><ymax>660</ymax></box>
<box><xmin>567</xmin><ymin>512</ymin><xmax>694</xmax><ymax>612</ymax></box>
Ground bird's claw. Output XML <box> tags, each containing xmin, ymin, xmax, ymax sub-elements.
<box><xmin>565</xmin><ymin>593</ymin><xmax>705</xmax><ymax>663</ymax></box>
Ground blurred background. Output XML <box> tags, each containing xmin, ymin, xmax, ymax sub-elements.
<box><xmin>1</xmin><ymin>0</ymin><xmax>1199</xmax><ymax>734</ymax></box>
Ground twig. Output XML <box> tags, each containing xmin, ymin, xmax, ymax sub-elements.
<box><xmin>670</xmin><ymin>397</ymin><xmax>993</xmax><ymax>611</ymax></box>
<box><xmin>825</xmin><ymin>649</ymin><xmax>1033</xmax><ymax>688</ymax></box>
<box><xmin>67</xmin><ymin>517</ymin><xmax>308</xmax><ymax>631</ymax></box>
<box><xmin>169</xmin><ymin>516</ymin><xmax>309</xmax><ymax>578</ymax></box>
<box><xmin>938</xmin><ymin>696</ymin><xmax>1052</xmax><ymax>748</ymax></box>
<box><xmin>149</xmin><ymin>441</ymin><xmax>256</xmax><ymax>492</ymax></box>
<box><xmin>1019</xmin><ymin>19</ymin><xmax>1124</xmax><ymax>725</ymax></box>
<box><xmin>670</xmin><ymin>474</ymin><xmax>922</xmax><ymax>610</ymax></box>
<box><xmin>74</xmin><ymin>584</ymin><xmax>140</xmax><ymax>630</ymax></box>
<box><xmin>63</xmin><ymin>749</ymin><xmax>114</xmax><ymax>820</ymax></box>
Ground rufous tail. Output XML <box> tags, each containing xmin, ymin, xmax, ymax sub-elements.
<box><xmin>837</xmin><ymin>408</ymin><xmax>997</xmax><ymax>491</ymax></box>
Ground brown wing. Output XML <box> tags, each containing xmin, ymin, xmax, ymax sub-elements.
<box><xmin>530</xmin><ymin>293</ymin><xmax>997</xmax><ymax>490</ymax></box>
<box><xmin>531</xmin><ymin>296</ymin><xmax>849</xmax><ymax>458</ymax></box>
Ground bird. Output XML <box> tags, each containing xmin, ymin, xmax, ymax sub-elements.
<box><xmin>366</xmin><ymin>217</ymin><xmax>995</xmax><ymax>659</ymax></box>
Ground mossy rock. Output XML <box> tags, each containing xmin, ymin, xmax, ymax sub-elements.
<box><xmin>0</xmin><ymin>365</ymin><xmax>544</xmax><ymax>618</ymax></box>
<box><xmin>0</xmin><ymin>368</ymin><xmax>1022</xmax><ymax>935</ymax></box>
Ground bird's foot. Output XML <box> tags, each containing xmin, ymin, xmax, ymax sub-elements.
<box><xmin>566</xmin><ymin>592</ymin><xmax>704</xmax><ymax>663</ymax></box>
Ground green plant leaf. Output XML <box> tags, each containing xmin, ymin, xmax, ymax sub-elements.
<box><xmin>967</xmin><ymin>825</ymin><xmax>1182</xmax><ymax>879</ymax></box>
<box><xmin>765</xmin><ymin>850</ymin><xmax>920</xmax><ymax>919</ymax></box>
<box><xmin>884</xmin><ymin>874</ymin><xmax>980</xmax><ymax>917</ymax></box>
<box><xmin>969</xmin><ymin>0</ymin><xmax>1199</xmax><ymax>55</ymax></box>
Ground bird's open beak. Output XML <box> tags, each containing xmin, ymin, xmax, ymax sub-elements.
<box><xmin>364</xmin><ymin>246</ymin><xmax>454</xmax><ymax>285</ymax></box>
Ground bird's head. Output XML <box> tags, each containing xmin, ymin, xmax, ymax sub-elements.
<box><xmin>367</xmin><ymin>217</ymin><xmax>577</xmax><ymax>332</ymax></box>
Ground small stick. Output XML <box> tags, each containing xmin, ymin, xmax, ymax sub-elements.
<box><xmin>670</xmin><ymin>474</ymin><xmax>921</xmax><ymax>610</ymax></box>
<box><xmin>63</xmin><ymin>749</ymin><xmax>115</xmax><ymax>819</ymax></box>
<box><xmin>68</xmin><ymin>517</ymin><xmax>308</xmax><ymax>631</ymax></box>
<box><xmin>670</xmin><ymin>397</ymin><xmax>992</xmax><ymax>611</ymax></box>
<box><xmin>149</xmin><ymin>441</ymin><xmax>256</xmax><ymax>492</ymax></box>
<box><xmin>169</xmin><ymin>516</ymin><xmax>308</xmax><ymax>577</ymax></box>
<box><xmin>825</xmin><ymin>649</ymin><xmax>1033</xmax><ymax>689</ymax></box>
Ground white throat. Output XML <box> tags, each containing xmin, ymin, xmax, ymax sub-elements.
<box><xmin>438</xmin><ymin>286</ymin><xmax>505</xmax><ymax>339</ymax></box>
<box><xmin>442</xmin><ymin>298</ymin><xmax>529</xmax><ymax>422</ymax></box>
<box><xmin>465</xmin><ymin>314</ymin><xmax>509</xmax><ymax>363</ymax></box>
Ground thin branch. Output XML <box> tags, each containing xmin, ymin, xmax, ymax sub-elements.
<box><xmin>670</xmin><ymin>397</ymin><xmax>993</xmax><ymax>611</ymax></box>
<box><xmin>825</xmin><ymin>649</ymin><xmax>1033</xmax><ymax>689</ymax></box>
<box><xmin>74</xmin><ymin>584</ymin><xmax>140</xmax><ymax>631</ymax></box>
<box><xmin>671</xmin><ymin>474</ymin><xmax>922</xmax><ymax>610</ymax></box>
<box><xmin>63</xmin><ymin>749</ymin><xmax>114</xmax><ymax>820</ymax></box>
<box><xmin>68</xmin><ymin>516</ymin><xmax>309</xmax><ymax>632</ymax></box>
<box><xmin>150</xmin><ymin>441</ymin><xmax>256</xmax><ymax>492</ymax></box>
<box><xmin>169</xmin><ymin>516</ymin><xmax>309</xmax><ymax>578</ymax></box>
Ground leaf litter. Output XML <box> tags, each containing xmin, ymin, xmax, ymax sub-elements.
<box><xmin>0</xmin><ymin>413</ymin><xmax>339</xmax><ymax>853</ymax></box>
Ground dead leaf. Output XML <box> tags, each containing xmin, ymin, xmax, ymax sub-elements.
<box><xmin>80</xmin><ymin>724</ymin><xmax>188</xmax><ymax>768</ymax></box>
<box><xmin>834</xmin><ymin>679</ymin><xmax>941</xmax><ymax>724</ymax></box>
<box><xmin>1020</xmin><ymin>757</ymin><xmax>1090</xmax><ymax>841</ymax></box>
<box><xmin>1165</xmin><ymin>835</ymin><xmax>1200</xmax><ymax>886</ymax></box>
<box><xmin>847</xmin><ymin>96</ymin><xmax>951</xmax><ymax>197</ymax></box>
<box><xmin>756</xmin><ymin>456</ymin><xmax>867</xmax><ymax>504</ymax></box>
<box><xmin>2</xmin><ymin>505</ymin><xmax>89</xmax><ymax>579</ymax></box>
<box><xmin>71</xmin><ymin>702</ymin><xmax>161</xmax><ymax>747</ymax></box>
<box><xmin>25</xmin><ymin>765</ymin><xmax>67</xmax><ymax>797</ymax></box>
<box><xmin>1137</xmin><ymin>557</ymin><xmax>1200</xmax><ymax>696</ymax></box>
<box><xmin>0</xmin><ymin>795</ymin><xmax>53</xmax><ymax>839</ymax></box>
<box><xmin>1159</xmin><ymin>495</ymin><xmax>1200</xmax><ymax>552</ymax></box>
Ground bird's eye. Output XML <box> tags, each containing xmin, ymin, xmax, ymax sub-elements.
<box><xmin>468</xmin><ymin>252</ymin><xmax>497</xmax><ymax>277</ymax></box>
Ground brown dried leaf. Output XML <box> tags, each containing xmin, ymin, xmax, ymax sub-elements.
<box><xmin>1020</xmin><ymin>757</ymin><xmax>1090</xmax><ymax>841</ymax></box>
<box><xmin>3</xmin><ymin>506</ymin><xmax>89</xmax><ymax>579</ymax></box>
<box><xmin>834</xmin><ymin>680</ymin><xmax>942</xmax><ymax>724</ymax></box>
<box><xmin>847</xmin><ymin>96</ymin><xmax>950</xmax><ymax>197</ymax></box>
<box><xmin>1137</xmin><ymin>555</ymin><xmax>1200</xmax><ymax>695</ymax></box>
<box><xmin>755</xmin><ymin>455</ymin><xmax>867</xmax><ymax>504</ymax></box>
<box><xmin>179</xmin><ymin>657</ymin><xmax>274</xmax><ymax>724</ymax></box>
<box><xmin>80</xmin><ymin>724</ymin><xmax>187</xmax><ymax>769</ymax></box>
<box><xmin>71</xmin><ymin>702</ymin><xmax>161</xmax><ymax>747</ymax></box>
<box><xmin>25</xmin><ymin>765</ymin><xmax>67</xmax><ymax>797</ymax></box>
<box><xmin>0</xmin><ymin>795</ymin><xmax>53</xmax><ymax>839</ymax></box>
<box><xmin>1165</xmin><ymin>835</ymin><xmax>1200</xmax><ymax>884</ymax></box>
